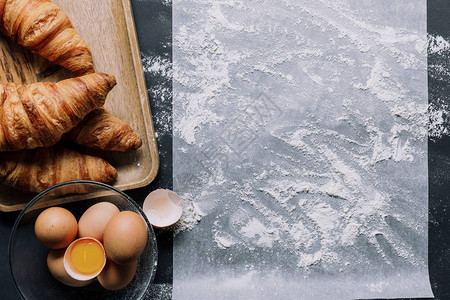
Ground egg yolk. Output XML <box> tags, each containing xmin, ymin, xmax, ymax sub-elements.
<box><xmin>67</xmin><ymin>239</ymin><xmax>104</xmax><ymax>275</ymax></box>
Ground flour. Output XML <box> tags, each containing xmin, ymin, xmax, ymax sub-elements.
<box><xmin>142</xmin><ymin>51</ymin><xmax>173</xmax><ymax>137</ymax></box>
<box><xmin>429</xmin><ymin>102</ymin><xmax>450</xmax><ymax>139</ymax></box>
<box><xmin>134</xmin><ymin>0</ymin><xmax>172</xmax><ymax>6</ymax></box>
<box><xmin>173</xmin><ymin>0</ymin><xmax>431</xmax><ymax>298</ymax></box>
<box><xmin>239</xmin><ymin>218</ymin><xmax>275</xmax><ymax>248</ymax></box>
<box><xmin>428</xmin><ymin>34</ymin><xmax>450</xmax><ymax>54</ymax></box>
<box><xmin>146</xmin><ymin>283</ymin><xmax>172</xmax><ymax>300</ymax></box>
<box><xmin>173</xmin><ymin>194</ymin><xmax>203</xmax><ymax>234</ymax></box>
<box><xmin>173</xmin><ymin>24</ymin><xmax>235</xmax><ymax>145</ymax></box>
<box><xmin>214</xmin><ymin>230</ymin><xmax>236</xmax><ymax>249</ymax></box>
<box><xmin>428</xmin><ymin>34</ymin><xmax>450</xmax><ymax>140</ymax></box>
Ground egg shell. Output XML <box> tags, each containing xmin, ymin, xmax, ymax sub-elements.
<box><xmin>47</xmin><ymin>248</ymin><xmax>94</xmax><ymax>287</ymax></box>
<box><xmin>78</xmin><ymin>202</ymin><xmax>120</xmax><ymax>242</ymax></box>
<box><xmin>103</xmin><ymin>211</ymin><xmax>148</xmax><ymax>264</ymax></box>
<box><xmin>97</xmin><ymin>259</ymin><xmax>138</xmax><ymax>290</ymax></box>
<box><xmin>35</xmin><ymin>207</ymin><xmax>78</xmax><ymax>249</ymax></box>
<box><xmin>143</xmin><ymin>189</ymin><xmax>183</xmax><ymax>228</ymax></box>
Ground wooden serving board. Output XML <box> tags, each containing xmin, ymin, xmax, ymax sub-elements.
<box><xmin>0</xmin><ymin>0</ymin><xmax>159</xmax><ymax>212</ymax></box>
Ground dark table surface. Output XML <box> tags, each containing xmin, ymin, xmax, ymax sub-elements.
<box><xmin>428</xmin><ymin>1</ymin><xmax>450</xmax><ymax>300</ymax></box>
<box><xmin>2</xmin><ymin>1</ymin><xmax>450</xmax><ymax>299</ymax></box>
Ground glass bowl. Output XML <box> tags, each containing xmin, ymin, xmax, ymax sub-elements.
<box><xmin>9</xmin><ymin>180</ymin><xmax>157</xmax><ymax>300</ymax></box>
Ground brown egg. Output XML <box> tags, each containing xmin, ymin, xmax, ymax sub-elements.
<box><xmin>35</xmin><ymin>207</ymin><xmax>78</xmax><ymax>249</ymax></box>
<box><xmin>103</xmin><ymin>211</ymin><xmax>148</xmax><ymax>264</ymax></box>
<box><xmin>78</xmin><ymin>202</ymin><xmax>120</xmax><ymax>242</ymax></box>
<box><xmin>97</xmin><ymin>259</ymin><xmax>138</xmax><ymax>290</ymax></box>
<box><xmin>47</xmin><ymin>248</ymin><xmax>94</xmax><ymax>287</ymax></box>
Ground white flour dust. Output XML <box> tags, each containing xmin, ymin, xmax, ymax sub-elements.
<box><xmin>142</xmin><ymin>50</ymin><xmax>172</xmax><ymax>136</ymax></box>
<box><xmin>174</xmin><ymin>193</ymin><xmax>203</xmax><ymax>233</ymax></box>
<box><xmin>428</xmin><ymin>34</ymin><xmax>450</xmax><ymax>140</ymax></box>
<box><xmin>173</xmin><ymin>1</ymin><xmax>431</xmax><ymax>296</ymax></box>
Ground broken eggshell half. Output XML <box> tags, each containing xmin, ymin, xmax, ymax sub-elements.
<box><xmin>143</xmin><ymin>189</ymin><xmax>182</xmax><ymax>228</ymax></box>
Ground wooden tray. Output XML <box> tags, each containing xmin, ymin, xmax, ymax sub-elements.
<box><xmin>0</xmin><ymin>0</ymin><xmax>159</xmax><ymax>212</ymax></box>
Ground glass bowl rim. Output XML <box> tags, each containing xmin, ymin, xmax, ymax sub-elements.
<box><xmin>8</xmin><ymin>180</ymin><xmax>158</xmax><ymax>300</ymax></box>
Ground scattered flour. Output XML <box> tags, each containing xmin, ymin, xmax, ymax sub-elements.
<box><xmin>173</xmin><ymin>194</ymin><xmax>204</xmax><ymax>234</ymax></box>
<box><xmin>146</xmin><ymin>283</ymin><xmax>172</xmax><ymax>300</ymax></box>
<box><xmin>214</xmin><ymin>229</ymin><xmax>236</xmax><ymax>249</ymax></box>
<box><xmin>239</xmin><ymin>218</ymin><xmax>275</xmax><ymax>248</ymax></box>
<box><xmin>429</xmin><ymin>102</ymin><xmax>450</xmax><ymax>139</ymax></box>
<box><xmin>428</xmin><ymin>34</ymin><xmax>450</xmax><ymax>54</ymax></box>
<box><xmin>428</xmin><ymin>34</ymin><xmax>450</xmax><ymax>140</ymax></box>
<box><xmin>142</xmin><ymin>51</ymin><xmax>173</xmax><ymax>136</ymax></box>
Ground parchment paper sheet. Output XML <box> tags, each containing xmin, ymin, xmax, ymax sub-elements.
<box><xmin>172</xmin><ymin>1</ymin><xmax>433</xmax><ymax>299</ymax></box>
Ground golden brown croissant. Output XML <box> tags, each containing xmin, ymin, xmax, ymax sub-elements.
<box><xmin>0</xmin><ymin>0</ymin><xmax>94</xmax><ymax>75</ymax></box>
<box><xmin>64</xmin><ymin>108</ymin><xmax>142</xmax><ymax>152</ymax></box>
<box><xmin>0</xmin><ymin>72</ymin><xmax>116</xmax><ymax>151</ymax></box>
<box><xmin>0</xmin><ymin>146</ymin><xmax>117</xmax><ymax>193</ymax></box>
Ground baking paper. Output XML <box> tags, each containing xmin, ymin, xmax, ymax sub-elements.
<box><xmin>172</xmin><ymin>0</ymin><xmax>433</xmax><ymax>298</ymax></box>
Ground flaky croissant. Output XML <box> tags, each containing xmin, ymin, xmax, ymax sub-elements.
<box><xmin>0</xmin><ymin>0</ymin><xmax>94</xmax><ymax>75</ymax></box>
<box><xmin>65</xmin><ymin>108</ymin><xmax>142</xmax><ymax>152</ymax></box>
<box><xmin>0</xmin><ymin>72</ymin><xmax>116</xmax><ymax>151</ymax></box>
<box><xmin>0</xmin><ymin>146</ymin><xmax>117</xmax><ymax>193</ymax></box>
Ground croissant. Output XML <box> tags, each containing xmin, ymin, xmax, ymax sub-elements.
<box><xmin>0</xmin><ymin>0</ymin><xmax>94</xmax><ymax>75</ymax></box>
<box><xmin>0</xmin><ymin>72</ymin><xmax>116</xmax><ymax>151</ymax></box>
<box><xmin>65</xmin><ymin>108</ymin><xmax>142</xmax><ymax>152</ymax></box>
<box><xmin>0</xmin><ymin>146</ymin><xmax>117</xmax><ymax>193</ymax></box>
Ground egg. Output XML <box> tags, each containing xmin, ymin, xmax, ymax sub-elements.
<box><xmin>97</xmin><ymin>259</ymin><xmax>138</xmax><ymax>290</ymax></box>
<box><xmin>47</xmin><ymin>248</ymin><xmax>94</xmax><ymax>287</ymax></box>
<box><xmin>103</xmin><ymin>211</ymin><xmax>148</xmax><ymax>264</ymax></box>
<box><xmin>78</xmin><ymin>202</ymin><xmax>120</xmax><ymax>242</ymax></box>
<box><xmin>64</xmin><ymin>238</ymin><xmax>107</xmax><ymax>281</ymax></box>
<box><xmin>35</xmin><ymin>207</ymin><xmax>78</xmax><ymax>249</ymax></box>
